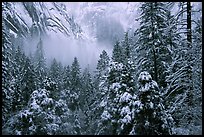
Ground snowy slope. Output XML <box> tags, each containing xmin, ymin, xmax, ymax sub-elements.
<box><xmin>2</xmin><ymin>2</ymin><xmax>83</xmax><ymax>39</ymax></box>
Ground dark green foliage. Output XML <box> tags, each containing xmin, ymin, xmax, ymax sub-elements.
<box><xmin>135</xmin><ymin>2</ymin><xmax>171</xmax><ymax>88</ymax></box>
<box><xmin>2</xmin><ymin>9</ymin><xmax>13</xmax><ymax>125</ymax></box>
<box><xmin>68</xmin><ymin>57</ymin><xmax>81</xmax><ymax>111</ymax></box>
<box><xmin>34</xmin><ymin>38</ymin><xmax>47</xmax><ymax>88</ymax></box>
<box><xmin>134</xmin><ymin>71</ymin><xmax>173</xmax><ymax>135</ymax></box>
<box><xmin>2</xmin><ymin>2</ymin><xmax>202</xmax><ymax>135</ymax></box>
<box><xmin>112</xmin><ymin>40</ymin><xmax>123</xmax><ymax>63</ymax></box>
<box><xmin>99</xmin><ymin>60</ymin><xmax>136</xmax><ymax>135</ymax></box>
<box><xmin>62</xmin><ymin>65</ymin><xmax>71</xmax><ymax>89</ymax></box>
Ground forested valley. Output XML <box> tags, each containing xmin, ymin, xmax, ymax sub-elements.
<box><xmin>2</xmin><ymin>2</ymin><xmax>202</xmax><ymax>135</ymax></box>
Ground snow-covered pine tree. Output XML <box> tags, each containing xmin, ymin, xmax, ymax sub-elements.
<box><xmin>93</xmin><ymin>50</ymin><xmax>110</xmax><ymax>135</ymax></box>
<box><xmin>49</xmin><ymin>58</ymin><xmax>63</xmax><ymax>91</ymax></box>
<box><xmin>57</xmin><ymin>61</ymin><xmax>64</xmax><ymax>90</ymax></box>
<box><xmin>10</xmin><ymin>45</ymin><xmax>28</xmax><ymax>111</ymax></box>
<box><xmin>95</xmin><ymin>50</ymin><xmax>110</xmax><ymax>87</ymax></box>
<box><xmin>134</xmin><ymin>71</ymin><xmax>173</xmax><ymax>135</ymax></box>
<box><xmin>69</xmin><ymin>57</ymin><xmax>81</xmax><ymax>111</ymax></box>
<box><xmin>81</xmin><ymin>67</ymin><xmax>94</xmax><ymax>107</ymax></box>
<box><xmin>190</xmin><ymin>17</ymin><xmax>202</xmax><ymax>128</ymax></box>
<box><xmin>112</xmin><ymin>40</ymin><xmax>123</xmax><ymax>63</ymax></box>
<box><xmin>163</xmin><ymin>3</ymin><xmax>201</xmax><ymax>129</ymax></box>
<box><xmin>42</xmin><ymin>77</ymin><xmax>58</xmax><ymax>99</ymax></box>
<box><xmin>21</xmin><ymin>56</ymin><xmax>36</xmax><ymax>105</ymax></box>
<box><xmin>49</xmin><ymin>58</ymin><xmax>59</xmax><ymax>82</ymax></box>
<box><xmin>34</xmin><ymin>37</ymin><xmax>47</xmax><ymax>88</ymax></box>
<box><xmin>161</xmin><ymin>3</ymin><xmax>183</xmax><ymax>110</ymax></box>
<box><xmin>122</xmin><ymin>32</ymin><xmax>131</xmax><ymax>64</ymax></box>
<box><xmin>2</xmin><ymin>4</ymin><xmax>13</xmax><ymax>125</ymax></box>
<box><xmin>135</xmin><ymin>2</ymin><xmax>171</xmax><ymax>89</ymax></box>
<box><xmin>99</xmin><ymin>60</ymin><xmax>135</xmax><ymax>135</ymax></box>
<box><xmin>62</xmin><ymin>65</ymin><xmax>71</xmax><ymax>89</ymax></box>
<box><xmin>80</xmin><ymin>66</ymin><xmax>94</xmax><ymax>134</ymax></box>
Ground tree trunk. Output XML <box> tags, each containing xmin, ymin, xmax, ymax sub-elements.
<box><xmin>187</xmin><ymin>2</ymin><xmax>192</xmax><ymax>48</ymax></box>
<box><xmin>151</xmin><ymin>3</ymin><xmax>158</xmax><ymax>83</ymax></box>
<box><xmin>186</xmin><ymin>2</ymin><xmax>193</xmax><ymax>107</ymax></box>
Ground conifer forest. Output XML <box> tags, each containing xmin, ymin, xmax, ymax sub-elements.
<box><xmin>2</xmin><ymin>2</ymin><xmax>202</xmax><ymax>135</ymax></box>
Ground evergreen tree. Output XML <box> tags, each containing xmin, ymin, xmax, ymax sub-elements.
<box><xmin>21</xmin><ymin>56</ymin><xmax>36</xmax><ymax>105</ymax></box>
<box><xmin>135</xmin><ymin>2</ymin><xmax>171</xmax><ymax>88</ymax></box>
<box><xmin>49</xmin><ymin>58</ymin><xmax>63</xmax><ymax>91</ymax></box>
<box><xmin>190</xmin><ymin>17</ymin><xmax>202</xmax><ymax>127</ymax></box>
<box><xmin>163</xmin><ymin>2</ymin><xmax>200</xmax><ymax>129</ymax></box>
<box><xmin>69</xmin><ymin>57</ymin><xmax>81</xmax><ymax>111</ymax></box>
<box><xmin>133</xmin><ymin>71</ymin><xmax>173</xmax><ymax>135</ymax></box>
<box><xmin>57</xmin><ymin>61</ymin><xmax>64</xmax><ymax>90</ymax></box>
<box><xmin>112</xmin><ymin>40</ymin><xmax>123</xmax><ymax>63</ymax></box>
<box><xmin>122</xmin><ymin>32</ymin><xmax>131</xmax><ymax>64</ymax></box>
<box><xmin>10</xmin><ymin>45</ymin><xmax>27</xmax><ymax>111</ymax></box>
<box><xmin>98</xmin><ymin>52</ymin><xmax>136</xmax><ymax>135</ymax></box>
<box><xmin>80</xmin><ymin>66</ymin><xmax>94</xmax><ymax>109</ymax></box>
<box><xmin>2</xmin><ymin>7</ymin><xmax>13</xmax><ymax>125</ymax></box>
<box><xmin>80</xmin><ymin>66</ymin><xmax>95</xmax><ymax>134</ymax></box>
<box><xmin>49</xmin><ymin>58</ymin><xmax>59</xmax><ymax>81</ymax></box>
<box><xmin>34</xmin><ymin>38</ymin><xmax>47</xmax><ymax>88</ymax></box>
<box><xmin>62</xmin><ymin>65</ymin><xmax>71</xmax><ymax>89</ymax></box>
<box><xmin>95</xmin><ymin>50</ymin><xmax>110</xmax><ymax>93</ymax></box>
<box><xmin>93</xmin><ymin>50</ymin><xmax>110</xmax><ymax>134</ymax></box>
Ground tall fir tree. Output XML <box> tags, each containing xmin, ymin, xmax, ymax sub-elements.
<box><xmin>112</xmin><ymin>40</ymin><xmax>123</xmax><ymax>63</ymax></box>
<box><xmin>69</xmin><ymin>57</ymin><xmax>81</xmax><ymax>111</ymax></box>
<box><xmin>2</xmin><ymin>6</ymin><xmax>13</xmax><ymax>125</ymax></box>
<box><xmin>21</xmin><ymin>56</ymin><xmax>36</xmax><ymax>105</ymax></box>
<box><xmin>95</xmin><ymin>50</ymin><xmax>110</xmax><ymax>93</ymax></box>
<box><xmin>49</xmin><ymin>58</ymin><xmax>63</xmax><ymax>91</ymax></box>
<box><xmin>34</xmin><ymin>37</ymin><xmax>47</xmax><ymax>88</ymax></box>
<box><xmin>93</xmin><ymin>50</ymin><xmax>110</xmax><ymax>134</ymax></box>
<box><xmin>62</xmin><ymin>65</ymin><xmax>71</xmax><ymax>89</ymax></box>
<box><xmin>80</xmin><ymin>66</ymin><xmax>95</xmax><ymax>134</ymax></box>
<box><xmin>135</xmin><ymin>2</ymin><xmax>171</xmax><ymax>88</ymax></box>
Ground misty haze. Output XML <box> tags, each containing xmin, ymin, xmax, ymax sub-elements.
<box><xmin>2</xmin><ymin>2</ymin><xmax>202</xmax><ymax>135</ymax></box>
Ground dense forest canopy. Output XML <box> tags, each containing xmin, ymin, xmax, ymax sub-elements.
<box><xmin>2</xmin><ymin>2</ymin><xmax>202</xmax><ymax>135</ymax></box>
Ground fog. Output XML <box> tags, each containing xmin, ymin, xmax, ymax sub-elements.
<box><xmin>43</xmin><ymin>35</ymin><xmax>113</xmax><ymax>72</ymax></box>
<box><xmin>24</xmin><ymin>34</ymin><xmax>113</xmax><ymax>73</ymax></box>
<box><xmin>23</xmin><ymin>2</ymin><xmax>138</xmax><ymax>72</ymax></box>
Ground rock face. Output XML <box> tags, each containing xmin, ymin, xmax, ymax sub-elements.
<box><xmin>2</xmin><ymin>2</ymin><xmax>83</xmax><ymax>39</ymax></box>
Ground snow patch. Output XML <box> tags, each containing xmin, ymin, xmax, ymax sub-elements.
<box><xmin>138</xmin><ymin>71</ymin><xmax>152</xmax><ymax>82</ymax></box>
<box><xmin>101</xmin><ymin>110</ymin><xmax>111</xmax><ymax>120</ymax></box>
<box><xmin>119</xmin><ymin>92</ymin><xmax>132</xmax><ymax>103</ymax></box>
